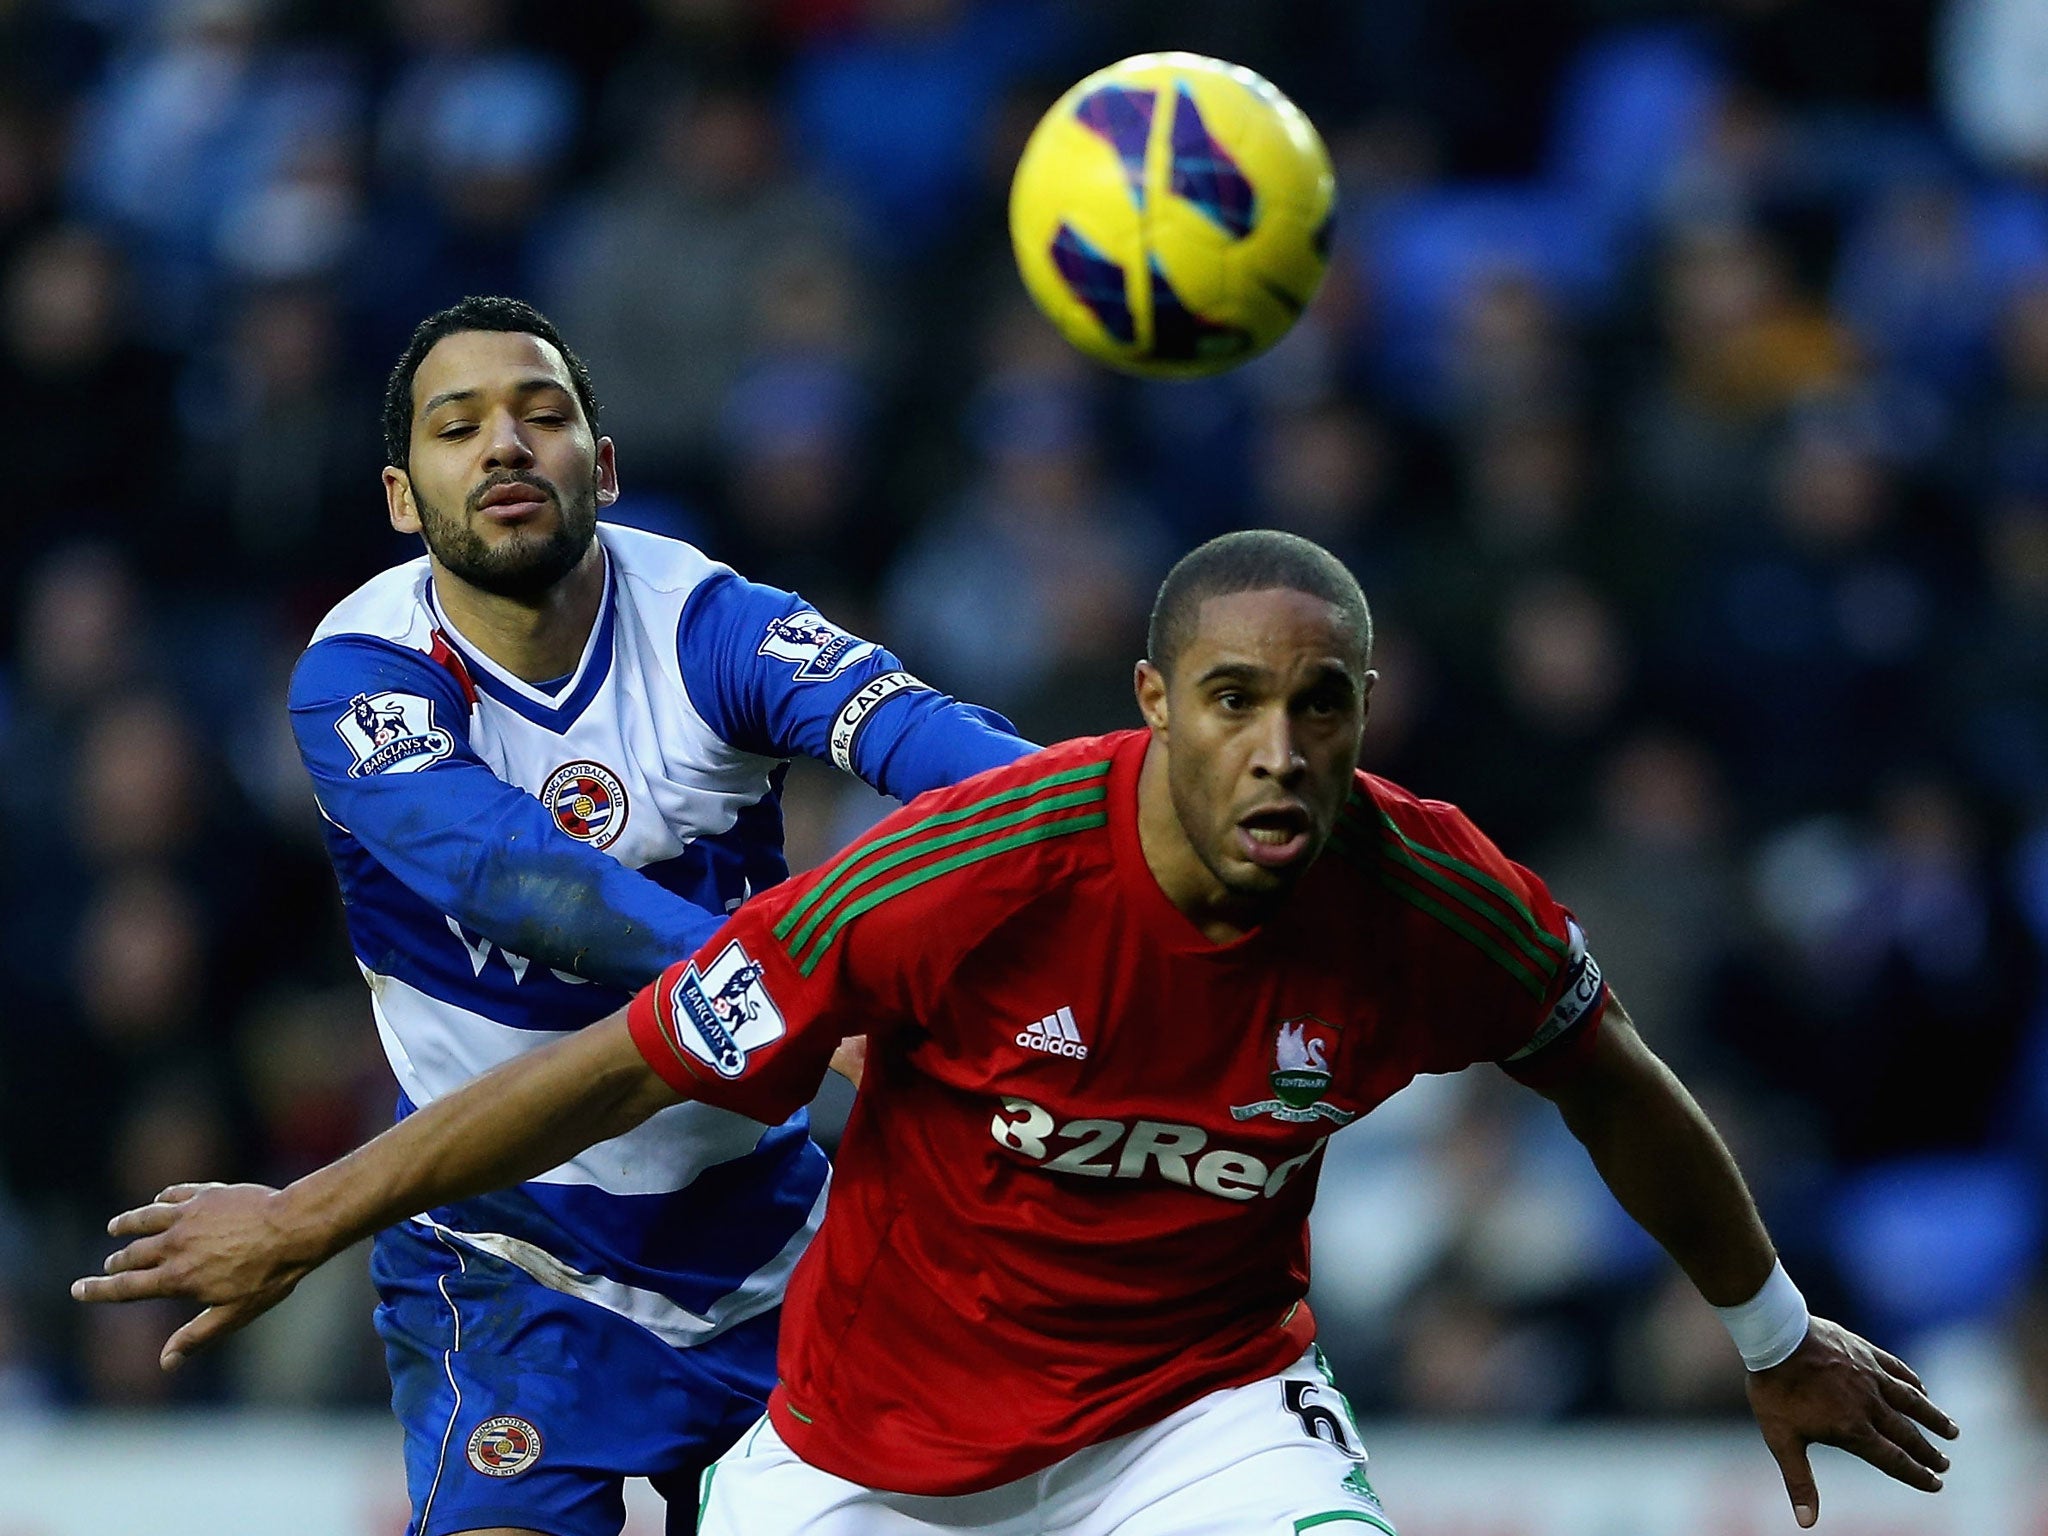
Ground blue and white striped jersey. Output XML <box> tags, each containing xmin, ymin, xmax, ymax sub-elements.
<box><xmin>288</xmin><ymin>523</ymin><xmax>1028</xmax><ymax>1348</ymax></box>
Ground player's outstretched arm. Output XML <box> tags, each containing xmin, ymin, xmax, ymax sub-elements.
<box><xmin>1527</xmin><ymin>1001</ymin><xmax>1958</xmax><ymax>1528</ymax></box>
<box><xmin>72</xmin><ymin>1008</ymin><xmax>681</xmax><ymax>1369</ymax></box>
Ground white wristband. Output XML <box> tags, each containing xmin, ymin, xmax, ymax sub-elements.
<box><xmin>1714</xmin><ymin>1260</ymin><xmax>1811</xmax><ymax>1371</ymax></box>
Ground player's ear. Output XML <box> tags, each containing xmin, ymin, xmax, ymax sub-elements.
<box><xmin>383</xmin><ymin>465</ymin><xmax>421</xmax><ymax>534</ymax></box>
<box><xmin>1135</xmin><ymin>659</ymin><xmax>1169</xmax><ymax>734</ymax></box>
<box><xmin>595</xmin><ymin>437</ymin><xmax>620</xmax><ymax>507</ymax></box>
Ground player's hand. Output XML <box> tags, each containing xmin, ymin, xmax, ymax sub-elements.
<box><xmin>829</xmin><ymin>1034</ymin><xmax>868</xmax><ymax>1090</ymax></box>
<box><xmin>1745</xmin><ymin>1315</ymin><xmax>1959</xmax><ymax>1527</ymax></box>
<box><xmin>70</xmin><ymin>1182</ymin><xmax>318</xmax><ymax>1370</ymax></box>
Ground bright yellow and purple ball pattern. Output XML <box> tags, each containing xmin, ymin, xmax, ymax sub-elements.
<box><xmin>1009</xmin><ymin>52</ymin><xmax>1336</xmax><ymax>380</ymax></box>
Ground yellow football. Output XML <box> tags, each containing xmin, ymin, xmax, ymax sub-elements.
<box><xmin>1009</xmin><ymin>52</ymin><xmax>1336</xmax><ymax>380</ymax></box>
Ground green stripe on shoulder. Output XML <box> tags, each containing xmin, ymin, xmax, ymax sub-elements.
<box><xmin>774</xmin><ymin>758</ymin><xmax>1111</xmax><ymax>945</ymax></box>
<box><xmin>781</xmin><ymin>782</ymin><xmax>1107</xmax><ymax>961</ymax></box>
<box><xmin>1335</xmin><ymin>810</ymin><xmax>1550</xmax><ymax>997</ymax></box>
<box><xmin>1370</xmin><ymin>806</ymin><xmax>1566</xmax><ymax>958</ymax></box>
<box><xmin>1373</xmin><ymin>833</ymin><xmax>1559</xmax><ymax>979</ymax></box>
<box><xmin>794</xmin><ymin>808</ymin><xmax>1105</xmax><ymax>974</ymax></box>
<box><xmin>1339</xmin><ymin>800</ymin><xmax>1562</xmax><ymax>978</ymax></box>
<box><xmin>1375</xmin><ymin>869</ymin><xmax>1548</xmax><ymax>999</ymax></box>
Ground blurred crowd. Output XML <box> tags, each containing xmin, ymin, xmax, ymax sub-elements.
<box><xmin>0</xmin><ymin>0</ymin><xmax>2044</xmax><ymax>1432</ymax></box>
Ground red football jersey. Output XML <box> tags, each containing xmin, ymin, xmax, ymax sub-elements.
<box><xmin>627</xmin><ymin>730</ymin><xmax>1607</xmax><ymax>1495</ymax></box>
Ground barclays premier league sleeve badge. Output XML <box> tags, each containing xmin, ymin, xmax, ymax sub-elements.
<box><xmin>757</xmin><ymin>610</ymin><xmax>877</xmax><ymax>682</ymax></box>
<box><xmin>665</xmin><ymin>941</ymin><xmax>787</xmax><ymax>1078</ymax></box>
<box><xmin>334</xmin><ymin>691</ymin><xmax>456</xmax><ymax>777</ymax></box>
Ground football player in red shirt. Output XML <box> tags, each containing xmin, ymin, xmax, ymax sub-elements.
<box><xmin>78</xmin><ymin>531</ymin><xmax>1955</xmax><ymax>1534</ymax></box>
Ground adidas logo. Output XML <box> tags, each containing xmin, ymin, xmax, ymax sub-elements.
<box><xmin>1015</xmin><ymin>1006</ymin><xmax>1088</xmax><ymax>1060</ymax></box>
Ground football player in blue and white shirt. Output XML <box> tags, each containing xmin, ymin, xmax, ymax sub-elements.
<box><xmin>280</xmin><ymin>298</ymin><xmax>1030</xmax><ymax>1536</ymax></box>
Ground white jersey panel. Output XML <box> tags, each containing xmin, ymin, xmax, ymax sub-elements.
<box><xmin>365</xmin><ymin>964</ymin><xmax>773</xmax><ymax>1195</ymax></box>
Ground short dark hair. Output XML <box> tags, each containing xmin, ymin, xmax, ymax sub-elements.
<box><xmin>381</xmin><ymin>296</ymin><xmax>601</xmax><ymax>470</ymax></box>
<box><xmin>1146</xmin><ymin>529</ymin><xmax>1372</xmax><ymax>675</ymax></box>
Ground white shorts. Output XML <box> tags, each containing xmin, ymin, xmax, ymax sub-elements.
<box><xmin>697</xmin><ymin>1346</ymin><xmax>1394</xmax><ymax>1536</ymax></box>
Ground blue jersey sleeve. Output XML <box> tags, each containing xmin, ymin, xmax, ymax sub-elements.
<box><xmin>289</xmin><ymin>635</ymin><xmax>721</xmax><ymax>991</ymax></box>
<box><xmin>678</xmin><ymin>572</ymin><xmax>1033</xmax><ymax>798</ymax></box>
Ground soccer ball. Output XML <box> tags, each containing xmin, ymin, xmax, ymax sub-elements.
<box><xmin>1008</xmin><ymin>52</ymin><xmax>1336</xmax><ymax>380</ymax></box>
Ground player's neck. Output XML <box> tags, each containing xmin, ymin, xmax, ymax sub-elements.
<box><xmin>1135</xmin><ymin>739</ymin><xmax>1271</xmax><ymax>946</ymax></box>
<box><xmin>430</xmin><ymin>542</ymin><xmax>607</xmax><ymax>684</ymax></box>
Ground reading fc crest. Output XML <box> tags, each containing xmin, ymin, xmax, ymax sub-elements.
<box><xmin>543</xmin><ymin>761</ymin><xmax>628</xmax><ymax>849</ymax></box>
<box><xmin>466</xmin><ymin>1415</ymin><xmax>542</xmax><ymax>1477</ymax></box>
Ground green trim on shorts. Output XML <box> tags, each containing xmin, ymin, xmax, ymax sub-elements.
<box><xmin>1296</xmin><ymin>1511</ymin><xmax>1397</xmax><ymax>1536</ymax></box>
<box><xmin>1312</xmin><ymin>1344</ymin><xmax>1368</xmax><ymax>1447</ymax></box>
<box><xmin>785</xmin><ymin>1402</ymin><xmax>815</xmax><ymax>1424</ymax></box>
<box><xmin>698</xmin><ymin>1463</ymin><xmax>716</xmax><ymax>1524</ymax></box>
<box><xmin>1313</xmin><ymin>1343</ymin><xmax>1336</xmax><ymax>1384</ymax></box>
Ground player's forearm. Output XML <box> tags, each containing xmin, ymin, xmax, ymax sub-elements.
<box><xmin>273</xmin><ymin>1011</ymin><xmax>681</xmax><ymax>1264</ymax></box>
<box><xmin>1541</xmin><ymin>1008</ymin><xmax>1775</xmax><ymax>1306</ymax></box>
<box><xmin>853</xmin><ymin>689</ymin><xmax>1033</xmax><ymax>799</ymax></box>
<box><xmin>457</xmin><ymin>834</ymin><xmax>722</xmax><ymax>989</ymax></box>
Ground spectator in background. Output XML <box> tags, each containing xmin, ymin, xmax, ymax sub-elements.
<box><xmin>1722</xmin><ymin>778</ymin><xmax>2030</xmax><ymax>1166</ymax></box>
<box><xmin>175</xmin><ymin>282</ymin><xmax>392</xmax><ymax>600</ymax></box>
<box><xmin>711</xmin><ymin>246</ymin><xmax>878</xmax><ymax>608</ymax></box>
<box><xmin>0</xmin><ymin>96</ymin><xmax>63</xmax><ymax>273</ymax></box>
<box><xmin>1946</xmin><ymin>280</ymin><xmax>2048</xmax><ymax>797</ymax></box>
<box><xmin>1248</xmin><ymin>398</ymin><xmax>1400</xmax><ymax>571</ymax></box>
<box><xmin>216</xmin><ymin>127</ymin><xmax>368</xmax><ymax>292</ymax></box>
<box><xmin>1413</xmin><ymin>413</ymin><xmax>1610</xmax><ymax>662</ymax></box>
<box><xmin>1625</xmin><ymin>222</ymin><xmax>1851</xmax><ymax>531</ymax></box>
<box><xmin>0</xmin><ymin>548</ymin><xmax>147</xmax><ymax>1024</ymax></box>
<box><xmin>785</xmin><ymin>0</ymin><xmax>1068</xmax><ymax>258</ymax></box>
<box><xmin>1464</xmin><ymin>570</ymin><xmax>1634</xmax><ymax>849</ymax></box>
<box><xmin>1441</xmin><ymin>270</ymin><xmax>1584</xmax><ymax>431</ymax></box>
<box><xmin>1832</xmin><ymin>181</ymin><xmax>2007</xmax><ymax>399</ymax></box>
<box><xmin>69</xmin><ymin>0</ymin><xmax>355</xmax><ymax>346</ymax></box>
<box><xmin>0</xmin><ymin>228</ymin><xmax>181</xmax><ymax>599</ymax></box>
<box><xmin>592</xmin><ymin>0</ymin><xmax>784</xmax><ymax>153</ymax></box>
<box><xmin>1665</xmin><ymin>406</ymin><xmax>1949</xmax><ymax>819</ymax></box>
<box><xmin>375</xmin><ymin>0</ymin><xmax>575</xmax><ymax>197</ymax></box>
<box><xmin>883</xmin><ymin>304</ymin><xmax>1166</xmax><ymax>737</ymax></box>
<box><xmin>548</xmin><ymin>78</ymin><xmax>860</xmax><ymax>495</ymax></box>
<box><xmin>1539</xmin><ymin>732</ymin><xmax>1739</xmax><ymax>1082</ymax></box>
<box><xmin>357</xmin><ymin>0</ymin><xmax>575</xmax><ymax>349</ymax></box>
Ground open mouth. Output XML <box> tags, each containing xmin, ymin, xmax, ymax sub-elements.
<box><xmin>1234</xmin><ymin>802</ymin><xmax>1314</xmax><ymax>870</ymax></box>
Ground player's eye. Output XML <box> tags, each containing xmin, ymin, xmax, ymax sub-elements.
<box><xmin>528</xmin><ymin>412</ymin><xmax>567</xmax><ymax>426</ymax></box>
<box><xmin>1216</xmin><ymin>690</ymin><xmax>1250</xmax><ymax>712</ymax></box>
<box><xmin>436</xmin><ymin>422</ymin><xmax>476</xmax><ymax>439</ymax></box>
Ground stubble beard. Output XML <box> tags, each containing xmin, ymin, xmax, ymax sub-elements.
<box><xmin>417</xmin><ymin>470</ymin><xmax>600</xmax><ymax>601</ymax></box>
<box><xmin>1169</xmin><ymin>760</ymin><xmax>1296</xmax><ymax>909</ymax></box>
